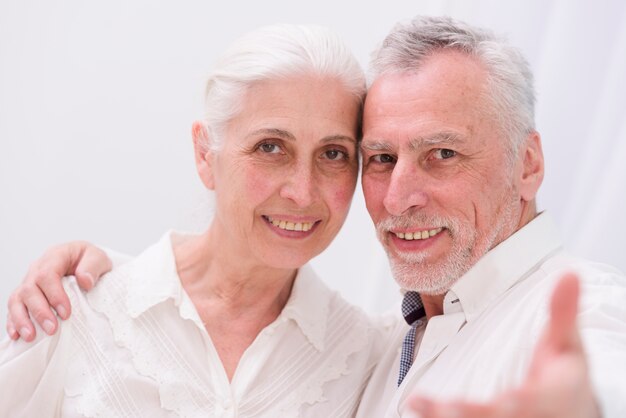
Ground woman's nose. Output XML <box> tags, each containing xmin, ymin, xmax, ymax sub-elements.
<box><xmin>279</xmin><ymin>163</ymin><xmax>319</xmax><ymax>208</ymax></box>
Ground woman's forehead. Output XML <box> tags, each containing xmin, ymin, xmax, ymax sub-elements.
<box><xmin>222</xmin><ymin>77</ymin><xmax>360</xmax><ymax>141</ymax></box>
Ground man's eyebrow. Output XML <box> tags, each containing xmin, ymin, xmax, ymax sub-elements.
<box><xmin>360</xmin><ymin>140</ymin><xmax>394</xmax><ymax>152</ymax></box>
<box><xmin>247</xmin><ymin>128</ymin><xmax>296</xmax><ymax>141</ymax></box>
<box><xmin>409</xmin><ymin>132</ymin><xmax>465</xmax><ymax>150</ymax></box>
<box><xmin>360</xmin><ymin>132</ymin><xmax>464</xmax><ymax>152</ymax></box>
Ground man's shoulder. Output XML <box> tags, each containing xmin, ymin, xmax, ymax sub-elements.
<box><xmin>539</xmin><ymin>251</ymin><xmax>626</xmax><ymax>295</ymax></box>
<box><xmin>541</xmin><ymin>251</ymin><xmax>624</xmax><ymax>276</ymax></box>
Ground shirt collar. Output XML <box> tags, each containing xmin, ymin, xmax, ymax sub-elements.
<box><xmin>280</xmin><ymin>264</ymin><xmax>330</xmax><ymax>352</ymax></box>
<box><xmin>448</xmin><ymin>212</ymin><xmax>563</xmax><ymax>322</ymax></box>
<box><xmin>123</xmin><ymin>232</ymin><xmax>330</xmax><ymax>351</ymax></box>
<box><xmin>125</xmin><ymin>231</ymin><xmax>185</xmax><ymax>318</ymax></box>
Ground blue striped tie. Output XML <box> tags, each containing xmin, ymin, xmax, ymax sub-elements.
<box><xmin>398</xmin><ymin>291</ymin><xmax>425</xmax><ymax>386</ymax></box>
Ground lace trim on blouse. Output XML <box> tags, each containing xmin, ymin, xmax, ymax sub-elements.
<box><xmin>64</xmin><ymin>233</ymin><xmax>377</xmax><ymax>417</ymax></box>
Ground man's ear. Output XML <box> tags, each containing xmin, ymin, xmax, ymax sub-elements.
<box><xmin>519</xmin><ymin>131</ymin><xmax>544</xmax><ymax>202</ymax></box>
<box><xmin>192</xmin><ymin>121</ymin><xmax>215</xmax><ymax>190</ymax></box>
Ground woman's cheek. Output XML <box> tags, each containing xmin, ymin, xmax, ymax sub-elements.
<box><xmin>244</xmin><ymin>165</ymin><xmax>277</xmax><ymax>196</ymax></box>
<box><xmin>331</xmin><ymin>175</ymin><xmax>357</xmax><ymax>214</ymax></box>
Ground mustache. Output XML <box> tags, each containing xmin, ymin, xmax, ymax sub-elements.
<box><xmin>375</xmin><ymin>213</ymin><xmax>461</xmax><ymax>236</ymax></box>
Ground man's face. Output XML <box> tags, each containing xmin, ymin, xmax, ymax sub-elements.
<box><xmin>361</xmin><ymin>51</ymin><xmax>525</xmax><ymax>294</ymax></box>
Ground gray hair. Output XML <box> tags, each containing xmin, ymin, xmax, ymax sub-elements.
<box><xmin>369</xmin><ymin>16</ymin><xmax>536</xmax><ymax>158</ymax></box>
<box><xmin>202</xmin><ymin>24</ymin><xmax>366</xmax><ymax>152</ymax></box>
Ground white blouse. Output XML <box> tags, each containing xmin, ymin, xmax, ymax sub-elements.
<box><xmin>0</xmin><ymin>232</ymin><xmax>395</xmax><ymax>417</ymax></box>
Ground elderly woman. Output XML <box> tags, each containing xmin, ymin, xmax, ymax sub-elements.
<box><xmin>0</xmin><ymin>24</ymin><xmax>391</xmax><ymax>417</ymax></box>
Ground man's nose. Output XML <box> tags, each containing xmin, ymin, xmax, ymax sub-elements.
<box><xmin>382</xmin><ymin>159</ymin><xmax>428</xmax><ymax>216</ymax></box>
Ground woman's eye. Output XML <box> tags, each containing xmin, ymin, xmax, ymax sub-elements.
<box><xmin>433</xmin><ymin>149</ymin><xmax>456</xmax><ymax>160</ymax></box>
<box><xmin>258</xmin><ymin>143</ymin><xmax>281</xmax><ymax>154</ymax></box>
<box><xmin>323</xmin><ymin>149</ymin><xmax>347</xmax><ymax>161</ymax></box>
<box><xmin>372</xmin><ymin>154</ymin><xmax>396</xmax><ymax>164</ymax></box>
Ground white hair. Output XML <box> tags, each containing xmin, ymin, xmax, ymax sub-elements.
<box><xmin>202</xmin><ymin>24</ymin><xmax>366</xmax><ymax>152</ymax></box>
<box><xmin>369</xmin><ymin>16</ymin><xmax>536</xmax><ymax>158</ymax></box>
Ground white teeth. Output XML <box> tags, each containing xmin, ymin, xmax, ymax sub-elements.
<box><xmin>267</xmin><ymin>217</ymin><xmax>314</xmax><ymax>232</ymax></box>
<box><xmin>394</xmin><ymin>227</ymin><xmax>443</xmax><ymax>241</ymax></box>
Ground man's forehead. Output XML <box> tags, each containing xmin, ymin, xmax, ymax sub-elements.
<box><xmin>365</xmin><ymin>52</ymin><xmax>488</xmax><ymax>109</ymax></box>
<box><xmin>362</xmin><ymin>54</ymin><xmax>491</xmax><ymax>149</ymax></box>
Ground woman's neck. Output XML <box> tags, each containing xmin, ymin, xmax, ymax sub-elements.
<box><xmin>171</xmin><ymin>227</ymin><xmax>297</xmax><ymax>381</ymax></box>
<box><xmin>173</xmin><ymin>228</ymin><xmax>296</xmax><ymax>311</ymax></box>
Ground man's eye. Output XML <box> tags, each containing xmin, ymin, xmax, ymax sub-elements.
<box><xmin>433</xmin><ymin>149</ymin><xmax>456</xmax><ymax>160</ymax></box>
<box><xmin>324</xmin><ymin>149</ymin><xmax>347</xmax><ymax>161</ymax></box>
<box><xmin>372</xmin><ymin>154</ymin><xmax>396</xmax><ymax>164</ymax></box>
<box><xmin>258</xmin><ymin>143</ymin><xmax>281</xmax><ymax>154</ymax></box>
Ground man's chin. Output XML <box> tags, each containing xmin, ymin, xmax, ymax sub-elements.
<box><xmin>395</xmin><ymin>279</ymin><xmax>458</xmax><ymax>295</ymax></box>
<box><xmin>389</xmin><ymin>258</ymin><xmax>463</xmax><ymax>294</ymax></box>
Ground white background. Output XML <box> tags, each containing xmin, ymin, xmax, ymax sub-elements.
<box><xmin>2</xmin><ymin>0</ymin><xmax>625</xmax><ymax>332</ymax></box>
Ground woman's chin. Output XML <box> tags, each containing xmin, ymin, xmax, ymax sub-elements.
<box><xmin>258</xmin><ymin>245</ymin><xmax>324</xmax><ymax>271</ymax></box>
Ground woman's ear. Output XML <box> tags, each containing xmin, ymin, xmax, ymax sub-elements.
<box><xmin>192</xmin><ymin>121</ymin><xmax>215</xmax><ymax>190</ymax></box>
<box><xmin>519</xmin><ymin>131</ymin><xmax>545</xmax><ymax>202</ymax></box>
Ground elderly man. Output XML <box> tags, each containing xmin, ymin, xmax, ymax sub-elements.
<box><xmin>355</xmin><ymin>16</ymin><xmax>626</xmax><ymax>418</ymax></box>
<box><xmin>5</xmin><ymin>15</ymin><xmax>626</xmax><ymax>418</ymax></box>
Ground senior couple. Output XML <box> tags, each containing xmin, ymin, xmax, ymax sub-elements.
<box><xmin>2</xmin><ymin>15</ymin><xmax>625</xmax><ymax>418</ymax></box>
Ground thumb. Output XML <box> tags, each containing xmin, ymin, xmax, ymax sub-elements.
<box><xmin>546</xmin><ymin>272</ymin><xmax>581</xmax><ymax>351</ymax></box>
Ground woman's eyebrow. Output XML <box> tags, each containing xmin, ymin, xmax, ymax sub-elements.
<box><xmin>248</xmin><ymin>129</ymin><xmax>356</xmax><ymax>145</ymax></box>
<box><xmin>321</xmin><ymin>135</ymin><xmax>356</xmax><ymax>144</ymax></box>
<box><xmin>247</xmin><ymin>128</ymin><xmax>296</xmax><ymax>141</ymax></box>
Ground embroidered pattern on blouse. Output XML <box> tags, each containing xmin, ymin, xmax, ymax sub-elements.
<box><xmin>237</xmin><ymin>299</ymin><xmax>371</xmax><ymax>417</ymax></box>
<box><xmin>65</xmin><ymin>255</ymin><xmax>378</xmax><ymax>417</ymax></box>
<box><xmin>66</xmin><ymin>282</ymin><xmax>144</xmax><ymax>418</ymax></box>
<box><xmin>85</xmin><ymin>267</ymin><xmax>217</xmax><ymax>416</ymax></box>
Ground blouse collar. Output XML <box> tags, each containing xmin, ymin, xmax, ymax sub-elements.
<box><xmin>123</xmin><ymin>231</ymin><xmax>330</xmax><ymax>351</ymax></box>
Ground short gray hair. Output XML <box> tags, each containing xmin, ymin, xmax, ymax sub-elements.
<box><xmin>202</xmin><ymin>24</ymin><xmax>366</xmax><ymax>152</ymax></box>
<box><xmin>369</xmin><ymin>16</ymin><xmax>536</xmax><ymax>157</ymax></box>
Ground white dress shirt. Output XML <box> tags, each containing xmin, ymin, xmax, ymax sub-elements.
<box><xmin>356</xmin><ymin>213</ymin><xmax>626</xmax><ymax>418</ymax></box>
<box><xmin>0</xmin><ymin>232</ymin><xmax>394</xmax><ymax>418</ymax></box>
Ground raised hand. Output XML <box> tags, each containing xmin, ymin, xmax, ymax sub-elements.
<box><xmin>407</xmin><ymin>273</ymin><xmax>601</xmax><ymax>418</ymax></box>
<box><xmin>6</xmin><ymin>241</ymin><xmax>112</xmax><ymax>341</ymax></box>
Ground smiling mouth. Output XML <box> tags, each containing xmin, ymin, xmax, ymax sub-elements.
<box><xmin>263</xmin><ymin>215</ymin><xmax>317</xmax><ymax>232</ymax></box>
<box><xmin>393</xmin><ymin>227</ymin><xmax>444</xmax><ymax>241</ymax></box>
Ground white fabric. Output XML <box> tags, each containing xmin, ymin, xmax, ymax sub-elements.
<box><xmin>357</xmin><ymin>213</ymin><xmax>626</xmax><ymax>418</ymax></box>
<box><xmin>0</xmin><ymin>232</ymin><xmax>394</xmax><ymax>418</ymax></box>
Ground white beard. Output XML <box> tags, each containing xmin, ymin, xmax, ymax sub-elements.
<box><xmin>377</xmin><ymin>192</ymin><xmax>520</xmax><ymax>295</ymax></box>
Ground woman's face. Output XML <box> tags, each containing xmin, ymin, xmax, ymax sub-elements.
<box><xmin>199</xmin><ymin>75</ymin><xmax>360</xmax><ymax>269</ymax></box>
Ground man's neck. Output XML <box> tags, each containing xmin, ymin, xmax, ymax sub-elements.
<box><xmin>421</xmin><ymin>294</ymin><xmax>446</xmax><ymax>319</ymax></box>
